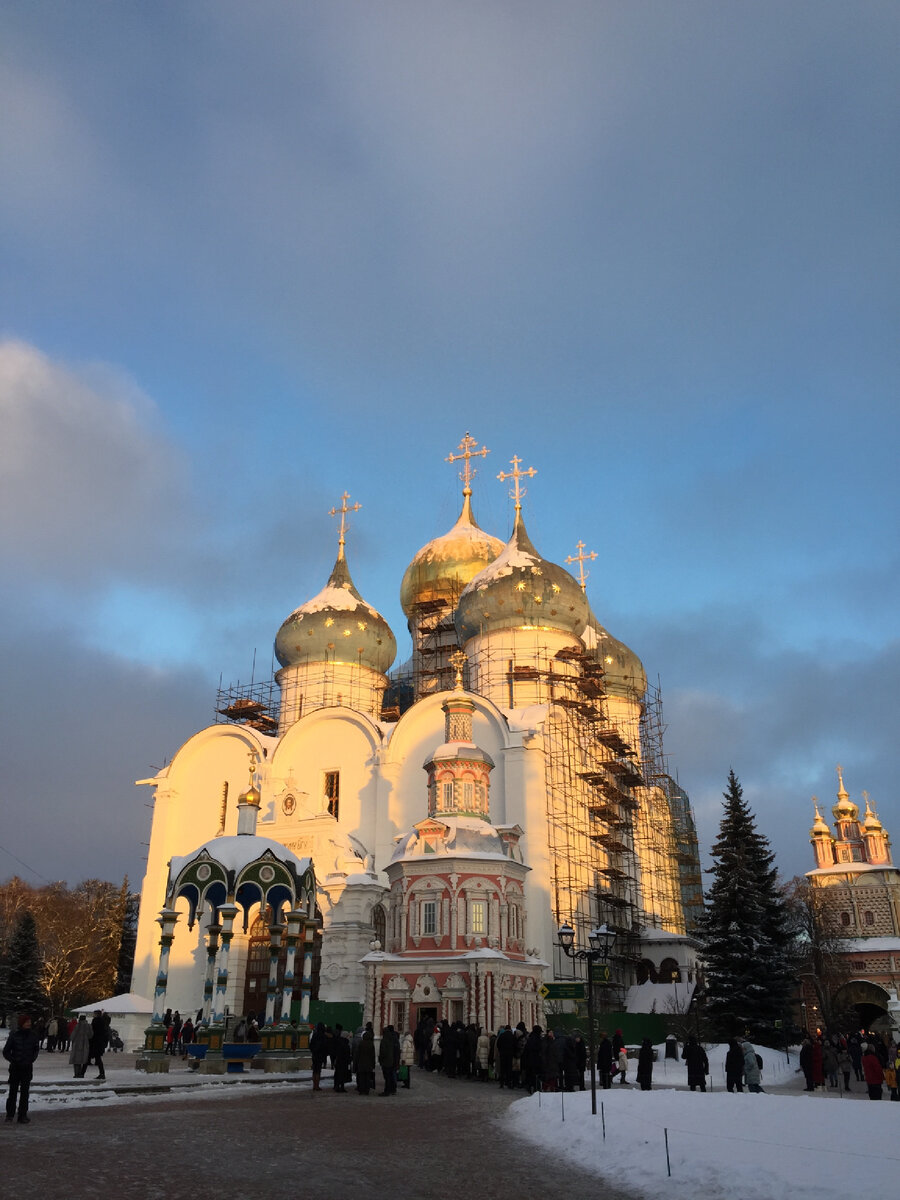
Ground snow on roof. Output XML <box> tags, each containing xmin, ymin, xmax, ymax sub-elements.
<box><xmin>807</xmin><ymin>862</ymin><xmax>897</xmax><ymax>875</ymax></box>
<box><xmin>625</xmin><ymin>980</ymin><xmax>695</xmax><ymax>1014</ymax></box>
<box><xmin>71</xmin><ymin>992</ymin><xmax>153</xmax><ymax>1014</ymax></box>
<box><xmin>289</xmin><ymin>583</ymin><xmax>371</xmax><ymax>617</ymax></box>
<box><xmin>838</xmin><ymin>936</ymin><xmax>900</xmax><ymax>952</ymax></box>
<box><xmin>170</xmin><ymin>835</ymin><xmax>312</xmax><ymax>878</ymax></box>
<box><xmin>502</xmin><ymin>704</ymin><xmax>550</xmax><ymax>731</ymax></box>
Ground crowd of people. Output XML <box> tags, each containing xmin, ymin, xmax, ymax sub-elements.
<box><xmin>798</xmin><ymin>1031</ymin><xmax>900</xmax><ymax>1100</ymax></box>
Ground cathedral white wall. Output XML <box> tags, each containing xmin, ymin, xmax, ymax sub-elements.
<box><xmin>131</xmin><ymin>724</ymin><xmax>268</xmax><ymax>1003</ymax></box>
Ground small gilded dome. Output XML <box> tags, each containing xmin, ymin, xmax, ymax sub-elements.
<box><xmin>582</xmin><ymin>614</ymin><xmax>647</xmax><ymax>702</ymax></box>
<box><xmin>400</xmin><ymin>493</ymin><xmax>504</xmax><ymax>617</ymax></box>
<box><xmin>275</xmin><ymin>552</ymin><xmax>396</xmax><ymax>674</ymax></box>
<box><xmin>455</xmin><ymin>512</ymin><xmax>589</xmax><ymax>644</ymax></box>
<box><xmin>832</xmin><ymin>766</ymin><xmax>859</xmax><ymax>821</ymax></box>
<box><xmin>863</xmin><ymin>795</ymin><xmax>883</xmax><ymax>832</ymax></box>
<box><xmin>810</xmin><ymin>800</ymin><xmax>831</xmax><ymax>837</ymax></box>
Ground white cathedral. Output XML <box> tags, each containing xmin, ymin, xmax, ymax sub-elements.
<box><xmin>132</xmin><ymin>437</ymin><xmax>702</xmax><ymax>1034</ymax></box>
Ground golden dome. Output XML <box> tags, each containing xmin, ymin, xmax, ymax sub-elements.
<box><xmin>400</xmin><ymin>493</ymin><xmax>504</xmax><ymax>617</ymax></box>
<box><xmin>832</xmin><ymin>764</ymin><xmax>859</xmax><ymax>821</ymax></box>
<box><xmin>863</xmin><ymin>793</ymin><xmax>883</xmax><ymax>832</ymax></box>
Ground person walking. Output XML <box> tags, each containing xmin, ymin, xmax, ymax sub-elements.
<box><xmin>495</xmin><ymin>1025</ymin><xmax>516</xmax><ymax>1089</ymax></box>
<box><xmin>4</xmin><ymin>1014</ymin><xmax>40</xmax><ymax>1124</ymax></box>
<box><xmin>616</xmin><ymin>1045</ymin><xmax>629</xmax><ymax>1084</ymax></box>
<box><xmin>837</xmin><ymin>1043</ymin><xmax>853</xmax><ymax>1092</ymax></box>
<box><xmin>69</xmin><ymin>1015</ymin><xmax>92</xmax><ymax>1078</ymax></box>
<box><xmin>848</xmin><ymin>1035</ymin><xmax>863</xmax><ymax>1082</ymax></box>
<box><xmin>523</xmin><ymin>1025</ymin><xmax>542</xmax><ymax>1095</ymax></box>
<box><xmin>476</xmin><ymin>1028</ymin><xmax>490</xmax><ymax>1082</ymax></box>
<box><xmin>822</xmin><ymin>1042</ymin><xmax>839</xmax><ymax>1089</ymax></box>
<box><xmin>378</xmin><ymin>1024</ymin><xmax>400</xmax><ymax>1095</ymax></box>
<box><xmin>682</xmin><ymin>1035</ymin><xmax>709</xmax><ymax>1091</ymax></box>
<box><xmin>861</xmin><ymin>1043</ymin><xmax>884</xmax><ymax>1100</ymax></box>
<box><xmin>309</xmin><ymin>1022</ymin><xmax>327</xmax><ymax>1092</ymax></box>
<box><xmin>399</xmin><ymin>1030</ymin><xmax>415</xmax><ymax>1089</ymax></box>
<box><xmin>540</xmin><ymin>1029</ymin><xmax>558</xmax><ymax>1092</ymax></box>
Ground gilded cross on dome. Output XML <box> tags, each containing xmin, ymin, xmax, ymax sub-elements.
<box><xmin>565</xmin><ymin>540</ymin><xmax>598</xmax><ymax>591</ymax></box>
<box><xmin>446</xmin><ymin>432</ymin><xmax>489</xmax><ymax>496</ymax></box>
<box><xmin>497</xmin><ymin>455</ymin><xmax>537</xmax><ymax>512</ymax></box>
<box><xmin>329</xmin><ymin>491</ymin><xmax>361</xmax><ymax>554</ymax></box>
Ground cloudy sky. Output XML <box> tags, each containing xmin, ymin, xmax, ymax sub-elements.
<box><xmin>1</xmin><ymin>2</ymin><xmax>897</xmax><ymax>893</ymax></box>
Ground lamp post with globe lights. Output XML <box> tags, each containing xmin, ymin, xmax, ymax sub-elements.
<box><xmin>557</xmin><ymin>921</ymin><xmax>617</xmax><ymax>1115</ymax></box>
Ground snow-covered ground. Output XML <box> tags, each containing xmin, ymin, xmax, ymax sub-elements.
<box><xmin>506</xmin><ymin>1042</ymin><xmax>899</xmax><ymax>1200</ymax></box>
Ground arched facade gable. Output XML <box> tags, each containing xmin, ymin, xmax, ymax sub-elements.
<box><xmin>383</xmin><ymin>690</ymin><xmax>511</xmax><ymax>768</ymax></box>
<box><xmin>270</xmin><ymin>704</ymin><xmax>383</xmax><ymax>768</ymax></box>
<box><xmin>167</xmin><ymin>723</ymin><xmax>271</xmax><ymax>776</ymax></box>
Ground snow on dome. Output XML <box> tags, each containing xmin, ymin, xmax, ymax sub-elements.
<box><xmin>455</xmin><ymin>512</ymin><xmax>588</xmax><ymax>643</ymax></box>
<box><xmin>275</xmin><ymin>551</ymin><xmax>396</xmax><ymax>673</ymax></box>
<box><xmin>582</xmin><ymin>614</ymin><xmax>647</xmax><ymax>702</ymax></box>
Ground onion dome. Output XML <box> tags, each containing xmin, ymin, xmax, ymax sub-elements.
<box><xmin>455</xmin><ymin>512</ymin><xmax>589</xmax><ymax>644</ymax></box>
<box><xmin>832</xmin><ymin>765</ymin><xmax>859</xmax><ymax>821</ymax></box>
<box><xmin>275</xmin><ymin>551</ymin><xmax>396</xmax><ymax>673</ymax></box>
<box><xmin>863</xmin><ymin>794</ymin><xmax>883</xmax><ymax>832</ymax></box>
<box><xmin>810</xmin><ymin>800</ymin><xmax>831</xmax><ymax>837</ymax></box>
<box><xmin>400</xmin><ymin>492</ymin><xmax>504</xmax><ymax>617</ymax></box>
<box><xmin>582</xmin><ymin>613</ymin><xmax>648</xmax><ymax>702</ymax></box>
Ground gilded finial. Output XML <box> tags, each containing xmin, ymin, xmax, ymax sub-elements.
<box><xmin>565</xmin><ymin>540</ymin><xmax>598</xmax><ymax>591</ymax></box>
<box><xmin>449</xmin><ymin>649</ymin><xmax>467</xmax><ymax>690</ymax></box>
<box><xmin>329</xmin><ymin>491</ymin><xmax>362</xmax><ymax>558</ymax></box>
<box><xmin>446</xmin><ymin>433</ymin><xmax>489</xmax><ymax>497</ymax></box>
<box><xmin>836</xmin><ymin>763</ymin><xmax>848</xmax><ymax>798</ymax></box>
<box><xmin>497</xmin><ymin>455</ymin><xmax>537</xmax><ymax>513</ymax></box>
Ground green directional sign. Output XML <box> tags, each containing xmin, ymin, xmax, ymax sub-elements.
<box><xmin>540</xmin><ymin>982</ymin><xmax>586</xmax><ymax>1001</ymax></box>
<box><xmin>591</xmin><ymin>964</ymin><xmax>611</xmax><ymax>984</ymax></box>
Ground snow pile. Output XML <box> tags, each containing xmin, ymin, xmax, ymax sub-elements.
<box><xmin>507</xmin><ymin>1045</ymin><xmax>899</xmax><ymax>1200</ymax></box>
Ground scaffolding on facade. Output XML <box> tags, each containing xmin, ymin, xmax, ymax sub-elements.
<box><xmin>215</xmin><ymin>677</ymin><xmax>279</xmax><ymax>733</ymax></box>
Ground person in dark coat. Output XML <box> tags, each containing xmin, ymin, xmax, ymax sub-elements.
<box><xmin>309</xmin><ymin>1022</ymin><xmax>328</xmax><ymax>1091</ymax></box>
<box><xmin>354</xmin><ymin>1026</ymin><xmax>376</xmax><ymax>1095</ymax></box>
<box><xmin>333</xmin><ymin>1028</ymin><xmax>352</xmax><ymax>1092</ymax></box>
<box><xmin>540</xmin><ymin>1030</ymin><xmax>558</xmax><ymax>1091</ymax></box>
<box><xmin>523</xmin><ymin>1026</ymin><xmax>543</xmax><ymax>1095</ymax></box>
<box><xmin>90</xmin><ymin>1011</ymin><xmax>108</xmax><ymax>1081</ymax></box>
<box><xmin>861</xmin><ymin>1043</ymin><xmax>884</xmax><ymax>1100</ymax></box>
<box><xmin>682</xmin><ymin>1036</ymin><xmax>709</xmax><ymax>1092</ymax></box>
<box><xmin>848</xmin><ymin>1035</ymin><xmax>863</xmax><ymax>1081</ymax></box>
<box><xmin>611</xmin><ymin>1029</ymin><xmax>625</xmax><ymax>1056</ymax></box>
<box><xmin>798</xmin><ymin>1037</ymin><xmax>815</xmax><ymax>1091</ymax></box>
<box><xmin>810</xmin><ymin>1039</ymin><xmax>824</xmax><ymax>1089</ymax></box>
<box><xmin>636</xmin><ymin>1038</ymin><xmax>654</xmax><ymax>1091</ymax></box>
<box><xmin>378</xmin><ymin>1024</ymin><xmax>400</xmax><ymax>1095</ymax></box>
<box><xmin>596</xmin><ymin>1032</ymin><xmax>614</xmax><ymax>1090</ymax></box>
<box><xmin>495</xmin><ymin>1025</ymin><xmax>516</xmax><ymax>1088</ymax></box>
<box><xmin>572</xmin><ymin>1032</ymin><xmax>587</xmax><ymax>1090</ymax></box>
<box><xmin>4</xmin><ymin>1014</ymin><xmax>40</xmax><ymax>1123</ymax></box>
<box><xmin>726</xmin><ymin>1039</ymin><xmax>746</xmax><ymax>1092</ymax></box>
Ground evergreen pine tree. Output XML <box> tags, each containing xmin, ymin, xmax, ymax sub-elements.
<box><xmin>696</xmin><ymin>770</ymin><xmax>796</xmax><ymax>1045</ymax></box>
<box><xmin>6</xmin><ymin>911</ymin><xmax>46</xmax><ymax>1017</ymax></box>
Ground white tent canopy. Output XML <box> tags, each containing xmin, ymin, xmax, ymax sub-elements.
<box><xmin>71</xmin><ymin>992</ymin><xmax>153</xmax><ymax>1052</ymax></box>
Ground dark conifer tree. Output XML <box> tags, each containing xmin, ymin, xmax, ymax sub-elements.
<box><xmin>696</xmin><ymin>770</ymin><xmax>795</xmax><ymax>1045</ymax></box>
<box><xmin>6</xmin><ymin>911</ymin><xmax>46</xmax><ymax>1016</ymax></box>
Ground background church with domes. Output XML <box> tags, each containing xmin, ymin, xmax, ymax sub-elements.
<box><xmin>132</xmin><ymin>435</ymin><xmax>704</xmax><ymax>1034</ymax></box>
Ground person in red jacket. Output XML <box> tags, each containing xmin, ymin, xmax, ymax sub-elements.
<box><xmin>861</xmin><ymin>1042</ymin><xmax>884</xmax><ymax>1100</ymax></box>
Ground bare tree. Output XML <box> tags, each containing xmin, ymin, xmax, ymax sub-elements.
<box><xmin>785</xmin><ymin>875</ymin><xmax>854</xmax><ymax>1032</ymax></box>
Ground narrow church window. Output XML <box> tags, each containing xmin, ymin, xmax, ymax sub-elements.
<box><xmin>324</xmin><ymin>771</ymin><xmax>340</xmax><ymax>820</ymax></box>
<box><xmin>463</xmin><ymin>781</ymin><xmax>474</xmax><ymax>807</ymax></box>
<box><xmin>422</xmin><ymin>900</ymin><xmax>437</xmax><ymax>936</ymax></box>
<box><xmin>840</xmin><ymin>911</ymin><xmax>851</xmax><ymax>926</ymax></box>
<box><xmin>442</xmin><ymin>781</ymin><xmax>453</xmax><ymax>808</ymax></box>
<box><xmin>470</xmin><ymin>899</ymin><xmax>486</xmax><ymax>934</ymax></box>
<box><xmin>372</xmin><ymin>903</ymin><xmax>386</xmax><ymax>947</ymax></box>
<box><xmin>864</xmin><ymin>910</ymin><xmax>874</xmax><ymax>925</ymax></box>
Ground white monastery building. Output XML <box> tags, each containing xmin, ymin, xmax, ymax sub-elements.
<box><xmin>132</xmin><ymin>436</ymin><xmax>703</xmax><ymax>1032</ymax></box>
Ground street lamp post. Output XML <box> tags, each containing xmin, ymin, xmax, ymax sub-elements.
<box><xmin>557</xmin><ymin>922</ymin><xmax>617</xmax><ymax>1117</ymax></box>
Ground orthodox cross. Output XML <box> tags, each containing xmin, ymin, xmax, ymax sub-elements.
<box><xmin>446</xmin><ymin>432</ymin><xmax>489</xmax><ymax>496</ymax></box>
<box><xmin>329</xmin><ymin>491</ymin><xmax>361</xmax><ymax>552</ymax></box>
<box><xmin>247</xmin><ymin>748</ymin><xmax>259</xmax><ymax>787</ymax></box>
<box><xmin>836</xmin><ymin>763</ymin><xmax>846</xmax><ymax>793</ymax></box>
<box><xmin>497</xmin><ymin>455</ymin><xmax>537</xmax><ymax>512</ymax></box>
<box><xmin>449</xmin><ymin>648</ymin><xmax>468</xmax><ymax>690</ymax></box>
<box><xmin>566</xmin><ymin>540</ymin><xmax>598</xmax><ymax>591</ymax></box>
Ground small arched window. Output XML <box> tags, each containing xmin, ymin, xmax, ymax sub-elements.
<box><xmin>840</xmin><ymin>911</ymin><xmax>851</xmax><ymax>926</ymax></box>
<box><xmin>864</xmin><ymin>910</ymin><xmax>875</xmax><ymax>926</ymax></box>
<box><xmin>372</xmin><ymin>903</ymin><xmax>386</xmax><ymax>946</ymax></box>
